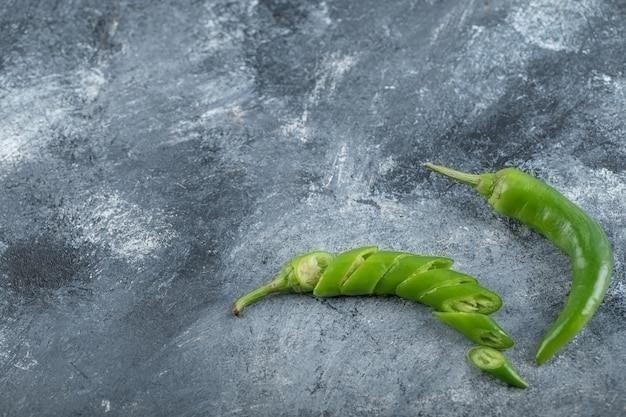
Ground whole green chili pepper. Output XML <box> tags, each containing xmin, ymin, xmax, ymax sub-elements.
<box><xmin>467</xmin><ymin>346</ymin><xmax>528</xmax><ymax>388</ymax></box>
<box><xmin>435</xmin><ymin>312</ymin><xmax>514</xmax><ymax>349</ymax></box>
<box><xmin>424</xmin><ymin>163</ymin><xmax>614</xmax><ymax>364</ymax></box>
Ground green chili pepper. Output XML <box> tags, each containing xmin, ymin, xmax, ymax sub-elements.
<box><xmin>233</xmin><ymin>247</ymin><xmax>508</xmax><ymax>339</ymax></box>
<box><xmin>233</xmin><ymin>247</ymin><xmax>502</xmax><ymax>316</ymax></box>
<box><xmin>435</xmin><ymin>312</ymin><xmax>514</xmax><ymax>349</ymax></box>
<box><xmin>467</xmin><ymin>346</ymin><xmax>528</xmax><ymax>388</ymax></box>
<box><xmin>424</xmin><ymin>163</ymin><xmax>614</xmax><ymax>364</ymax></box>
<box><xmin>234</xmin><ymin>248</ymin><xmax>518</xmax><ymax>387</ymax></box>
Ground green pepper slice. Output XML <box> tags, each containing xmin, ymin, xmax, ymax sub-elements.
<box><xmin>394</xmin><ymin>269</ymin><xmax>478</xmax><ymax>301</ymax></box>
<box><xmin>434</xmin><ymin>312</ymin><xmax>514</xmax><ymax>349</ymax></box>
<box><xmin>313</xmin><ymin>246</ymin><xmax>378</xmax><ymax>297</ymax></box>
<box><xmin>402</xmin><ymin>282</ymin><xmax>502</xmax><ymax>314</ymax></box>
<box><xmin>374</xmin><ymin>255</ymin><xmax>453</xmax><ymax>295</ymax></box>
<box><xmin>341</xmin><ymin>251</ymin><xmax>406</xmax><ymax>295</ymax></box>
<box><xmin>467</xmin><ymin>346</ymin><xmax>528</xmax><ymax>388</ymax></box>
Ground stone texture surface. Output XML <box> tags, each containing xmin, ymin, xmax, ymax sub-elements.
<box><xmin>0</xmin><ymin>0</ymin><xmax>624</xmax><ymax>415</ymax></box>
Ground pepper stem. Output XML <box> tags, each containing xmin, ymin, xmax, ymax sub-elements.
<box><xmin>423</xmin><ymin>162</ymin><xmax>496</xmax><ymax>197</ymax></box>
<box><xmin>423</xmin><ymin>163</ymin><xmax>481</xmax><ymax>186</ymax></box>
<box><xmin>232</xmin><ymin>269</ymin><xmax>291</xmax><ymax>316</ymax></box>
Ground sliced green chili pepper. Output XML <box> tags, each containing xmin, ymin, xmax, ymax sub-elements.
<box><xmin>435</xmin><ymin>312</ymin><xmax>514</xmax><ymax>349</ymax></box>
<box><xmin>425</xmin><ymin>163</ymin><xmax>614</xmax><ymax>364</ymax></box>
<box><xmin>467</xmin><ymin>346</ymin><xmax>528</xmax><ymax>388</ymax></box>
<box><xmin>234</xmin><ymin>248</ymin><xmax>502</xmax><ymax>316</ymax></box>
<box><xmin>234</xmin><ymin>249</ymin><xmax>519</xmax><ymax>388</ymax></box>
<box><xmin>233</xmin><ymin>248</ymin><xmax>506</xmax><ymax>338</ymax></box>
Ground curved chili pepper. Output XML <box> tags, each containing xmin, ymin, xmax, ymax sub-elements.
<box><xmin>233</xmin><ymin>248</ymin><xmax>521</xmax><ymax>386</ymax></box>
<box><xmin>233</xmin><ymin>247</ymin><xmax>509</xmax><ymax>341</ymax></box>
<box><xmin>424</xmin><ymin>163</ymin><xmax>614</xmax><ymax>364</ymax></box>
<box><xmin>233</xmin><ymin>247</ymin><xmax>503</xmax><ymax>315</ymax></box>
<box><xmin>467</xmin><ymin>346</ymin><xmax>528</xmax><ymax>388</ymax></box>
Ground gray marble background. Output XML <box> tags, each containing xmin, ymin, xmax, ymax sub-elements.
<box><xmin>0</xmin><ymin>0</ymin><xmax>624</xmax><ymax>416</ymax></box>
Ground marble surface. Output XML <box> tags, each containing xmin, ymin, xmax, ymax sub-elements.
<box><xmin>0</xmin><ymin>0</ymin><xmax>624</xmax><ymax>415</ymax></box>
